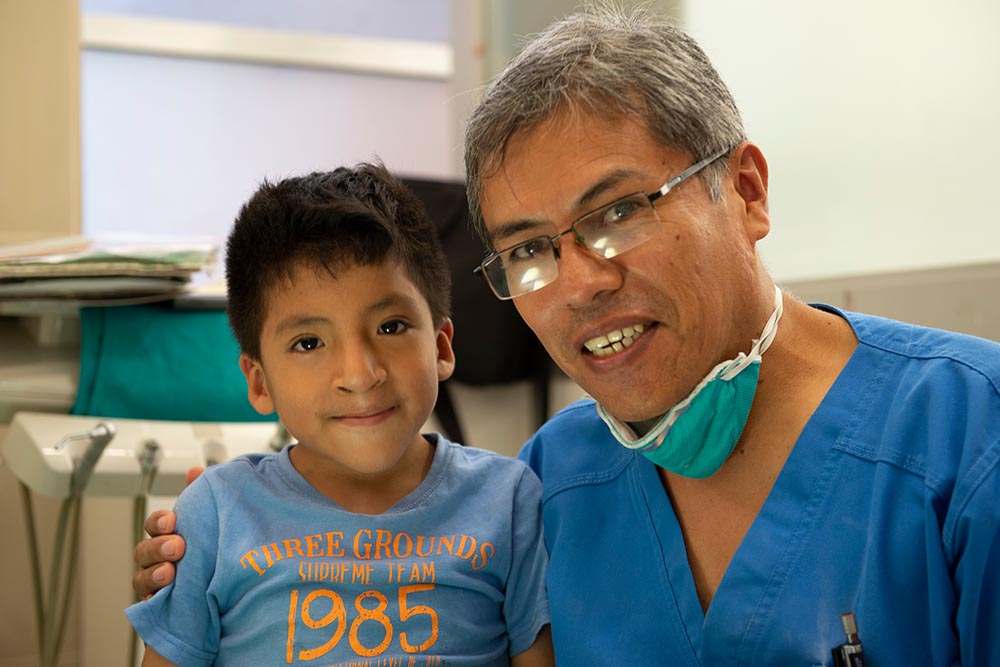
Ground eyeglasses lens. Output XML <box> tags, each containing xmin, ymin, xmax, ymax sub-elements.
<box><xmin>487</xmin><ymin>240</ymin><xmax>559</xmax><ymax>298</ymax></box>
<box><xmin>576</xmin><ymin>194</ymin><xmax>659</xmax><ymax>259</ymax></box>
<box><xmin>484</xmin><ymin>193</ymin><xmax>660</xmax><ymax>298</ymax></box>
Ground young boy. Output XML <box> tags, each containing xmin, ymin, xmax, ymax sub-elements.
<box><xmin>125</xmin><ymin>164</ymin><xmax>553</xmax><ymax>666</ymax></box>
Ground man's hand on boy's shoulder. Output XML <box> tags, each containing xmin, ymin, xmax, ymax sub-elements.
<box><xmin>132</xmin><ymin>510</ymin><xmax>184</xmax><ymax>598</ymax></box>
<box><xmin>131</xmin><ymin>466</ymin><xmax>203</xmax><ymax>598</ymax></box>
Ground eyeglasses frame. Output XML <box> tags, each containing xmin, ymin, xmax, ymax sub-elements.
<box><xmin>475</xmin><ymin>147</ymin><xmax>731</xmax><ymax>299</ymax></box>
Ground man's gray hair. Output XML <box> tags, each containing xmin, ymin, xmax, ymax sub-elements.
<box><xmin>464</xmin><ymin>4</ymin><xmax>746</xmax><ymax>242</ymax></box>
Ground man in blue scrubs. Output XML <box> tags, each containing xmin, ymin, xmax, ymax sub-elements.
<box><xmin>135</xmin><ymin>6</ymin><xmax>1000</xmax><ymax>665</ymax></box>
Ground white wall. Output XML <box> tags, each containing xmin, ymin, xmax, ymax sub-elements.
<box><xmin>683</xmin><ymin>0</ymin><xmax>1000</xmax><ymax>282</ymax></box>
<box><xmin>79</xmin><ymin>0</ymin><xmax>457</xmax><ymax>242</ymax></box>
<box><xmin>81</xmin><ymin>50</ymin><xmax>455</xmax><ymax>241</ymax></box>
<box><xmin>79</xmin><ymin>1</ymin><xmax>1000</xmax><ymax>279</ymax></box>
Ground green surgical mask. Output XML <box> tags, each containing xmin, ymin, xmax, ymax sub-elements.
<box><xmin>597</xmin><ymin>286</ymin><xmax>783</xmax><ymax>479</ymax></box>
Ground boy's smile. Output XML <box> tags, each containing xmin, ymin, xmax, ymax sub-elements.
<box><xmin>240</xmin><ymin>259</ymin><xmax>455</xmax><ymax>511</ymax></box>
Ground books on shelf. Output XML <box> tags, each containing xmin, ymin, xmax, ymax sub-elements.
<box><xmin>0</xmin><ymin>235</ymin><xmax>219</xmax><ymax>303</ymax></box>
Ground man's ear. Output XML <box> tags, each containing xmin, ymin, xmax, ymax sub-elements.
<box><xmin>239</xmin><ymin>353</ymin><xmax>276</xmax><ymax>415</ymax></box>
<box><xmin>729</xmin><ymin>141</ymin><xmax>770</xmax><ymax>242</ymax></box>
<box><xmin>435</xmin><ymin>318</ymin><xmax>456</xmax><ymax>382</ymax></box>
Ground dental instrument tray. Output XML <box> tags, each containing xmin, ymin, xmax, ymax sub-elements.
<box><xmin>2</xmin><ymin>411</ymin><xmax>281</xmax><ymax>497</ymax></box>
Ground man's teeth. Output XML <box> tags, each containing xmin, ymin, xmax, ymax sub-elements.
<box><xmin>584</xmin><ymin>324</ymin><xmax>645</xmax><ymax>357</ymax></box>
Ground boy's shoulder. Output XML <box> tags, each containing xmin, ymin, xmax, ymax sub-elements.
<box><xmin>191</xmin><ymin>450</ymin><xmax>284</xmax><ymax>493</ymax></box>
<box><xmin>432</xmin><ymin>435</ymin><xmax>540</xmax><ymax>492</ymax></box>
<box><xmin>421</xmin><ymin>437</ymin><xmax>541</xmax><ymax>523</ymax></box>
<box><xmin>517</xmin><ymin>399</ymin><xmax>635</xmax><ymax>492</ymax></box>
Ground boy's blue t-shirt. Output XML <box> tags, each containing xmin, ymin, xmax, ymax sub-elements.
<box><xmin>126</xmin><ymin>436</ymin><xmax>550</xmax><ymax>667</ymax></box>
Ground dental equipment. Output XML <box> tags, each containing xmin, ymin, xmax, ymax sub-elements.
<box><xmin>129</xmin><ymin>438</ymin><xmax>163</xmax><ymax>665</ymax></box>
<box><xmin>2</xmin><ymin>411</ymin><xmax>281</xmax><ymax>667</ymax></box>
<box><xmin>18</xmin><ymin>421</ymin><xmax>116</xmax><ymax>667</ymax></box>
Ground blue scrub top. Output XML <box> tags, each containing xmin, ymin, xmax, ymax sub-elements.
<box><xmin>521</xmin><ymin>308</ymin><xmax>1000</xmax><ymax>666</ymax></box>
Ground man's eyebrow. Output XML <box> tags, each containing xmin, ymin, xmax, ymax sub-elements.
<box><xmin>488</xmin><ymin>219</ymin><xmax>549</xmax><ymax>248</ymax></box>
<box><xmin>488</xmin><ymin>168</ymin><xmax>647</xmax><ymax>248</ymax></box>
<box><xmin>574</xmin><ymin>169</ymin><xmax>647</xmax><ymax>211</ymax></box>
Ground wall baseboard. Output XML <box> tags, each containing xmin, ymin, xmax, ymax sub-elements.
<box><xmin>783</xmin><ymin>261</ymin><xmax>1000</xmax><ymax>342</ymax></box>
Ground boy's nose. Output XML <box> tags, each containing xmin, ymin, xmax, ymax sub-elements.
<box><xmin>335</xmin><ymin>344</ymin><xmax>387</xmax><ymax>393</ymax></box>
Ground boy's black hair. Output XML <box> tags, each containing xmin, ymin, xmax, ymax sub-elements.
<box><xmin>225</xmin><ymin>162</ymin><xmax>452</xmax><ymax>359</ymax></box>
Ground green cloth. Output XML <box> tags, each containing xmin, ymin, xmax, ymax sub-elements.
<box><xmin>72</xmin><ymin>305</ymin><xmax>274</xmax><ymax>423</ymax></box>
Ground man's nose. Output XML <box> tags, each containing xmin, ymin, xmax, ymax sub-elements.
<box><xmin>552</xmin><ymin>235</ymin><xmax>626</xmax><ymax>305</ymax></box>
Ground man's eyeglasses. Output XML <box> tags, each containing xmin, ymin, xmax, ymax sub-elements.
<box><xmin>476</xmin><ymin>148</ymin><xmax>730</xmax><ymax>300</ymax></box>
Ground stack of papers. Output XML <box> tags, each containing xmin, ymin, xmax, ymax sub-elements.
<box><xmin>0</xmin><ymin>236</ymin><xmax>219</xmax><ymax>302</ymax></box>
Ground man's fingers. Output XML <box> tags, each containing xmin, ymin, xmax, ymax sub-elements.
<box><xmin>132</xmin><ymin>562</ymin><xmax>176</xmax><ymax>599</ymax></box>
<box><xmin>143</xmin><ymin>509</ymin><xmax>176</xmax><ymax>538</ymax></box>
<box><xmin>134</xmin><ymin>534</ymin><xmax>185</xmax><ymax>569</ymax></box>
<box><xmin>132</xmin><ymin>534</ymin><xmax>186</xmax><ymax>597</ymax></box>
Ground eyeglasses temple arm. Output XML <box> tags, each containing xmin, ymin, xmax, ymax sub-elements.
<box><xmin>654</xmin><ymin>148</ymin><xmax>729</xmax><ymax>200</ymax></box>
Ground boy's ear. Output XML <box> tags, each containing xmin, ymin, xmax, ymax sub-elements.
<box><xmin>239</xmin><ymin>353</ymin><xmax>276</xmax><ymax>415</ymax></box>
<box><xmin>435</xmin><ymin>318</ymin><xmax>456</xmax><ymax>382</ymax></box>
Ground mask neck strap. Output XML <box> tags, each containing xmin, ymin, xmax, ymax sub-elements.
<box><xmin>597</xmin><ymin>284</ymin><xmax>784</xmax><ymax>449</ymax></box>
<box><xmin>719</xmin><ymin>284</ymin><xmax>783</xmax><ymax>380</ymax></box>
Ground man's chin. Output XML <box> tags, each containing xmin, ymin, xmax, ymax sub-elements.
<box><xmin>587</xmin><ymin>392</ymin><xmax>666</xmax><ymax>426</ymax></box>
